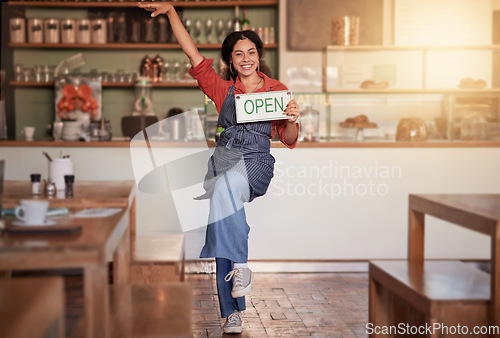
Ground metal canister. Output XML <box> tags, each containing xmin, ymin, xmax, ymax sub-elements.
<box><xmin>60</xmin><ymin>19</ymin><xmax>76</xmax><ymax>44</ymax></box>
<box><xmin>10</xmin><ymin>18</ymin><xmax>26</xmax><ymax>43</ymax></box>
<box><xmin>91</xmin><ymin>19</ymin><xmax>107</xmax><ymax>44</ymax></box>
<box><xmin>76</xmin><ymin>19</ymin><xmax>91</xmax><ymax>44</ymax></box>
<box><xmin>28</xmin><ymin>18</ymin><xmax>43</xmax><ymax>43</ymax></box>
<box><xmin>44</xmin><ymin>18</ymin><xmax>60</xmax><ymax>44</ymax></box>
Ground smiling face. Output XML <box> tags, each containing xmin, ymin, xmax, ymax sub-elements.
<box><xmin>231</xmin><ymin>38</ymin><xmax>260</xmax><ymax>78</ymax></box>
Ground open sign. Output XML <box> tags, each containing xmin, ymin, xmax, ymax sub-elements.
<box><xmin>235</xmin><ymin>90</ymin><xmax>292</xmax><ymax>123</ymax></box>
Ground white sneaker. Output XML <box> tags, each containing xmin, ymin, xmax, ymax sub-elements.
<box><xmin>223</xmin><ymin>310</ymin><xmax>242</xmax><ymax>334</ymax></box>
<box><xmin>225</xmin><ymin>267</ymin><xmax>253</xmax><ymax>298</ymax></box>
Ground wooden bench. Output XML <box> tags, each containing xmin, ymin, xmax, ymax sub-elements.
<box><xmin>110</xmin><ymin>282</ymin><xmax>192</xmax><ymax>337</ymax></box>
<box><xmin>369</xmin><ymin>260</ymin><xmax>490</xmax><ymax>337</ymax></box>
<box><xmin>129</xmin><ymin>235</ymin><xmax>186</xmax><ymax>283</ymax></box>
<box><xmin>128</xmin><ymin>202</ymin><xmax>186</xmax><ymax>284</ymax></box>
<box><xmin>0</xmin><ymin>277</ymin><xmax>65</xmax><ymax>338</ymax></box>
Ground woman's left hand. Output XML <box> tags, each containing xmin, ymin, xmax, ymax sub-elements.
<box><xmin>284</xmin><ymin>99</ymin><xmax>300</xmax><ymax>123</ymax></box>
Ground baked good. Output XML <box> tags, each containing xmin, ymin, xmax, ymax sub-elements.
<box><xmin>339</xmin><ymin>115</ymin><xmax>378</xmax><ymax>128</ymax></box>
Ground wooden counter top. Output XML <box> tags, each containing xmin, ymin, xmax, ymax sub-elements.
<box><xmin>1</xmin><ymin>139</ymin><xmax>500</xmax><ymax>148</ymax></box>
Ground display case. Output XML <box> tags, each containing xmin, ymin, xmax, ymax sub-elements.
<box><xmin>316</xmin><ymin>45</ymin><xmax>500</xmax><ymax>142</ymax></box>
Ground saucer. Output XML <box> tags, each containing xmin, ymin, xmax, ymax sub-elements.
<box><xmin>12</xmin><ymin>220</ymin><xmax>57</xmax><ymax>227</ymax></box>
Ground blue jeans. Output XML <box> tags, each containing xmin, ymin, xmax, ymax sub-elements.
<box><xmin>200</xmin><ymin>171</ymin><xmax>250</xmax><ymax>317</ymax></box>
<box><xmin>216</xmin><ymin>258</ymin><xmax>246</xmax><ymax>317</ymax></box>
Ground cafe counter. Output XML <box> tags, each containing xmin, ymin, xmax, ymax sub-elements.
<box><xmin>1</xmin><ymin>140</ymin><xmax>500</xmax><ymax>262</ymax></box>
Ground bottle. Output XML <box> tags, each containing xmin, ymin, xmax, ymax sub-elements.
<box><xmin>30</xmin><ymin>173</ymin><xmax>41</xmax><ymax>195</ymax></box>
<box><xmin>64</xmin><ymin>175</ymin><xmax>75</xmax><ymax>197</ymax></box>
<box><xmin>269</xmin><ymin>26</ymin><xmax>275</xmax><ymax>44</ymax></box>
<box><xmin>257</xmin><ymin>27</ymin><xmax>263</xmax><ymax>40</ymax></box>
<box><xmin>263</xmin><ymin>27</ymin><xmax>270</xmax><ymax>44</ymax></box>
<box><xmin>233</xmin><ymin>6</ymin><xmax>241</xmax><ymax>32</ymax></box>
<box><xmin>241</xmin><ymin>7</ymin><xmax>250</xmax><ymax>31</ymax></box>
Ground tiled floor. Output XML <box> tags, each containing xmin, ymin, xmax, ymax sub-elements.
<box><xmin>188</xmin><ymin>272</ymin><xmax>369</xmax><ymax>337</ymax></box>
<box><xmin>63</xmin><ymin>271</ymin><xmax>369</xmax><ymax>337</ymax></box>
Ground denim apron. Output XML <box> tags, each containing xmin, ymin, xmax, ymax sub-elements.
<box><xmin>200</xmin><ymin>85</ymin><xmax>275</xmax><ymax>262</ymax></box>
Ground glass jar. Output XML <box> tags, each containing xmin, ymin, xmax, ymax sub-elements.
<box><xmin>461</xmin><ymin>112</ymin><xmax>488</xmax><ymax>141</ymax></box>
<box><xmin>299</xmin><ymin>105</ymin><xmax>320</xmax><ymax>142</ymax></box>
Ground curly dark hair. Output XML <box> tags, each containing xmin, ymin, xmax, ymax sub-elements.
<box><xmin>220</xmin><ymin>30</ymin><xmax>272</xmax><ymax>81</ymax></box>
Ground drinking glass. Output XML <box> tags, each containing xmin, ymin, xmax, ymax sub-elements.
<box><xmin>226</xmin><ymin>19</ymin><xmax>233</xmax><ymax>36</ymax></box>
<box><xmin>205</xmin><ymin>18</ymin><xmax>213</xmax><ymax>44</ymax></box>
<box><xmin>193</xmin><ymin>19</ymin><xmax>202</xmax><ymax>44</ymax></box>
<box><xmin>163</xmin><ymin>59</ymin><xmax>171</xmax><ymax>82</ymax></box>
<box><xmin>215</xmin><ymin>18</ymin><xmax>224</xmax><ymax>43</ymax></box>
<box><xmin>183</xmin><ymin>18</ymin><xmax>192</xmax><ymax>35</ymax></box>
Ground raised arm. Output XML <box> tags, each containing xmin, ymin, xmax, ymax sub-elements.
<box><xmin>137</xmin><ymin>2</ymin><xmax>204</xmax><ymax>68</ymax></box>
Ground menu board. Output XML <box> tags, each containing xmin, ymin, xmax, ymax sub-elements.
<box><xmin>394</xmin><ymin>0</ymin><xmax>491</xmax><ymax>46</ymax></box>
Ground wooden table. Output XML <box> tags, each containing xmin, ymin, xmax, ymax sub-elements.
<box><xmin>0</xmin><ymin>277</ymin><xmax>65</xmax><ymax>338</ymax></box>
<box><xmin>1</xmin><ymin>180</ymin><xmax>136</xmax><ymax>338</ymax></box>
<box><xmin>408</xmin><ymin>194</ymin><xmax>500</xmax><ymax>326</ymax></box>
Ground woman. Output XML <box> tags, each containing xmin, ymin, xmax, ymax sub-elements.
<box><xmin>138</xmin><ymin>2</ymin><xmax>300</xmax><ymax>334</ymax></box>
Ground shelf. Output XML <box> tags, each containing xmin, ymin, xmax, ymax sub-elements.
<box><xmin>10</xmin><ymin>81</ymin><xmax>199</xmax><ymax>88</ymax></box>
<box><xmin>7</xmin><ymin>0</ymin><xmax>278</xmax><ymax>8</ymax></box>
<box><xmin>8</xmin><ymin>42</ymin><xmax>278</xmax><ymax>49</ymax></box>
<box><xmin>325</xmin><ymin>45</ymin><xmax>500</xmax><ymax>51</ymax></box>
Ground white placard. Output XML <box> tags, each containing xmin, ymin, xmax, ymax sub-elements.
<box><xmin>235</xmin><ymin>90</ymin><xmax>292</xmax><ymax>123</ymax></box>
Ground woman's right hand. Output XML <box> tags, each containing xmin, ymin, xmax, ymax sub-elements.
<box><xmin>137</xmin><ymin>2</ymin><xmax>173</xmax><ymax>17</ymax></box>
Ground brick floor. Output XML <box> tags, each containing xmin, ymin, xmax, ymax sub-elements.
<box><xmin>188</xmin><ymin>272</ymin><xmax>369</xmax><ymax>337</ymax></box>
<box><xmin>63</xmin><ymin>272</ymin><xmax>369</xmax><ymax>337</ymax></box>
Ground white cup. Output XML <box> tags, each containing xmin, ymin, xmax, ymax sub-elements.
<box><xmin>22</xmin><ymin>126</ymin><xmax>35</xmax><ymax>141</ymax></box>
<box><xmin>15</xmin><ymin>200</ymin><xmax>50</xmax><ymax>225</ymax></box>
<box><xmin>49</xmin><ymin>158</ymin><xmax>73</xmax><ymax>190</ymax></box>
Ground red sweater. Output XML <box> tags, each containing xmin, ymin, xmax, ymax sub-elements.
<box><xmin>189</xmin><ymin>58</ymin><xmax>298</xmax><ymax>149</ymax></box>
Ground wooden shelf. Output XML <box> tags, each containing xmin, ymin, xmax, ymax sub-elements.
<box><xmin>7</xmin><ymin>0</ymin><xmax>278</xmax><ymax>8</ymax></box>
<box><xmin>325</xmin><ymin>44</ymin><xmax>500</xmax><ymax>51</ymax></box>
<box><xmin>8</xmin><ymin>42</ymin><xmax>278</xmax><ymax>49</ymax></box>
<box><xmin>10</xmin><ymin>81</ymin><xmax>199</xmax><ymax>88</ymax></box>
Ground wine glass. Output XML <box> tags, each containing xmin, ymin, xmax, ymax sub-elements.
<box><xmin>205</xmin><ymin>18</ymin><xmax>213</xmax><ymax>44</ymax></box>
<box><xmin>226</xmin><ymin>19</ymin><xmax>233</xmax><ymax>36</ymax></box>
<box><xmin>163</xmin><ymin>59</ymin><xmax>171</xmax><ymax>82</ymax></box>
<box><xmin>171</xmin><ymin>59</ymin><xmax>181</xmax><ymax>81</ymax></box>
<box><xmin>183</xmin><ymin>18</ymin><xmax>192</xmax><ymax>35</ymax></box>
<box><xmin>215</xmin><ymin>18</ymin><xmax>224</xmax><ymax>43</ymax></box>
<box><xmin>193</xmin><ymin>19</ymin><xmax>202</xmax><ymax>44</ymax></box>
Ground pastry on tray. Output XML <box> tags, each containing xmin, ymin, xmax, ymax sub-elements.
<box><xmin>458</xmin><ymin>78</ymin><xmax>486</xmax><ymax>89</ymax></box>
<box><xmin>339</xmin><ymin>114</ymin><xmax>378</xmax><ymax>128</ymax></box>
<box><xmin>360</xmin><ymin>80</ymin><xmax>389</xmax><ymax>90</ymax></box>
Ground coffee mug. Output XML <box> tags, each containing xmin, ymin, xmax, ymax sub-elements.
<box><xmin>15</xmin><ymin>200</ymin><xmax>50</xmax><ymax>225</ymax></box>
